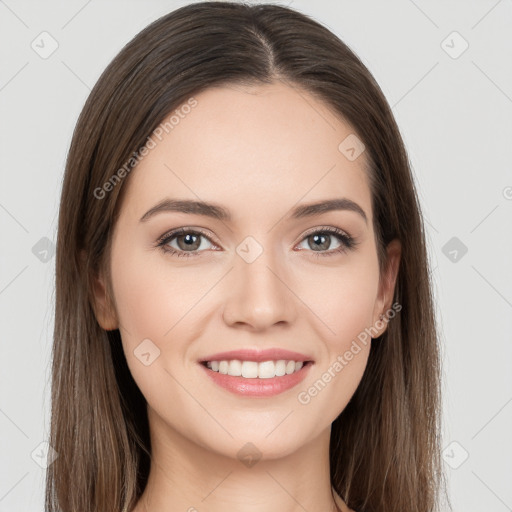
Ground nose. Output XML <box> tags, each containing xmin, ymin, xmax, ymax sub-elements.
<box><xmin>222</xmin><ymin>245</ymin><xmax>297</xmax><ymax>331</ymax></box>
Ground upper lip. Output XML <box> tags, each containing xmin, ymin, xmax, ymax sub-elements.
<box><xmin>199</xmin><ymin>348</ymin><xmax>314</xmax><ymax>363</ymax></box>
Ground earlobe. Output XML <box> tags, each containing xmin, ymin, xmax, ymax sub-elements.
<box><xmin>373</xmin><ymin>239</ymin><xmax>401</xmax><ymax>337</ymax></box>
<box><xmin>91</xmin><ymin>268</ymin><xmax>119</xmax><ymax>331</ymax></box>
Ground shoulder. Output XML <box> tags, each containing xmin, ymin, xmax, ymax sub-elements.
<box><xmin>332</xmin><ymin>488</ymin><xmax>356</xmax><ymax>512</ymax></box>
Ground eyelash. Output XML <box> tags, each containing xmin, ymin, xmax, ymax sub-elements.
<box><xmin>155</xmin><ymin>226</ymin><xmax>357</xmax><ymax>259</ymax></box>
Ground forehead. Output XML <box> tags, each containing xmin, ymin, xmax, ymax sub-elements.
<box><xmin>119</xmin><ymin>81</ymin><xmax>372</xmax><ymax>224</ymax></box>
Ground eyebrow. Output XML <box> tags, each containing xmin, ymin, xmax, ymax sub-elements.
<box><xmin>139</xmin><ymin>197</ymin><xmax>368</xmax><ymax>224</ymax></box>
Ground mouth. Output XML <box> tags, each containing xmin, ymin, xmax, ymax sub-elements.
<box><xmin>200</xmin><ymin>359</ymin><xmax>314</xmax><ymax>379</ymax></box>
<box><xmin>198</xmin><ymin>358</ymin><xmax>314</xmax><ymax>397</ymax></box>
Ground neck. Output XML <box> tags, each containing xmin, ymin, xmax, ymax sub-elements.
<box><xmin>133</xmin><ymin>405</ymin><xmax>342</xmax><ymax>512</ymax></box>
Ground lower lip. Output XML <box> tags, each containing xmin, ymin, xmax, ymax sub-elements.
<box><xmin>199</xmin><ymin>362</ymin><xmax>313</xmax><ymax>397</ymax></box>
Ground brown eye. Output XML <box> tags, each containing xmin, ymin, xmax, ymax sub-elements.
<box><xmin>296</xmin><ymin>227</ymin><xmax>356</xmax><ymax>257</ymax></box>
<box><xmin>175</xmin><ymin>232</ymin><xmax>202</xmax><ymax>251</ymax></box>
<box><xmin>306</xmin><ymin>233</ymin><xmax>334</xmax><ymax>251</ymax></box>
<box><xmin>157</xmin><ymin>228</ymin><xmax>215</xmax><ymax>257</ymax></box>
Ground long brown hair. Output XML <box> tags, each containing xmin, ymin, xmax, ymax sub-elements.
<box><xmin>47</xmin><ymin>2</ymin><xmax>448</xmax><ymax>511</ymax></box>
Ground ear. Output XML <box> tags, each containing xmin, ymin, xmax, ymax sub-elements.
<box><xmin>84</xmin><ymin>251</ymin><xmax>119</xmax><ymax>331</ymax></box>
<box><xmin>371</xmin><ymin>239</ymin><xmax>401</xmax><ymax>338</ymax></box>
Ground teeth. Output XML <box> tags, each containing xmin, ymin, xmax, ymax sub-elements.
<box><xmin>205</xmin><ymin>359</ymin><xmax>305</xmax><ymax>378</ymax></box>
<box><xmin>229</xmin><ymin>359</ymin><xmax>242</xmax><ymax>376</ymax></box>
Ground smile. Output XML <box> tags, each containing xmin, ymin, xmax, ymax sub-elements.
<box><xmin>203</xmin><ymin>359</ymin><xmax>308</xmax><ymax>378</ymax></box>
<box><xmin>199</xmin><ymin>360</ymin><xmax>314</xmax><ymax>397</ymax></box>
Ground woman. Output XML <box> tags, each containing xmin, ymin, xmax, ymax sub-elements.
<box><xmin>46</xmin><ymin>2</ymin><xmax>448</xmax><ymax>511</ymax></box>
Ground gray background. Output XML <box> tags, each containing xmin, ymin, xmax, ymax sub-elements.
<box><xmin>1</xmin><ymin>1</ymin><xmax>511</xmax><ymax>510</ymax></box>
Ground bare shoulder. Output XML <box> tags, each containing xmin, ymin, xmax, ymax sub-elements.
<box><xmin>332</xmin><ymin>488</ymin><xmax>356</xmax><ymax>512</ymax></box>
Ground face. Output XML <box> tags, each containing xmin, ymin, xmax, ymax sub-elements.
<box><xmin>93</xmin><ymin>81</ymin><xmax>400</xmax><ymax>460</ymax></box>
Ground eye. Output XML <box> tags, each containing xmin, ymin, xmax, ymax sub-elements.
<box><xmin>156</xmin><ymin>226</ymin><xmax>357</xmax><ymax>259</ymax></box>
<box><xmin>156</xmin><ymin>228</ymin><xmax>217</xmax><ymax>258</ymax></box>
<box><xmin>295</xmin><ymin>226</ymin><xmax>357</xmax><ymax>257</ymax></box>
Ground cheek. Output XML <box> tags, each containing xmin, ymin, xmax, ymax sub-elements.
<box><xmin>293</xmin><ymin>259</ymin><xmax>379</xmax><ymax>420</ymax></box>
<box><xmin>111</xmin><ymin>258</ymin><xmax>168</xmax><ymax>340</ymax></box>
<box><xmin>111</xmin><ymin>245</ymin><xmax>208</xmax><ymax>335</ymax></box>
<box><xmin>295</xmin><ymin>254</ymin><xmax>380</xmax><ymax>350</ymax></box>
<box><xmin>109</xmin><ymin>250</ymin><xmax>205</xmax><ymax>402</ymax></box>
<box><xmin>110</xmin><ymin>248</ymin><xmax>218</xmax><ymax>374</ymax></box>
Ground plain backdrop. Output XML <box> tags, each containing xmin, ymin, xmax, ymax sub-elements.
<box><xmin>1</xmin><ymin>1</ymin><xmax>511</xmax><ymax>511</ymax></box>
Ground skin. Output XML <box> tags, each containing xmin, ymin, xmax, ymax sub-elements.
<box><xmin>92</xmin><ymin>81</ymin><xmax>401</xmax><ymax>512</ymax></box>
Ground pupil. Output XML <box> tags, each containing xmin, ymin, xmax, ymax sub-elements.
<box><xmin>178</xmin><ymin>233</ymin><xmax>200</xmax><ymax>250</ymax></box>
<box><xmin>311</xmin><ymin>234</ymin><xmax>329</xmax><ymax>251</ymax></box>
